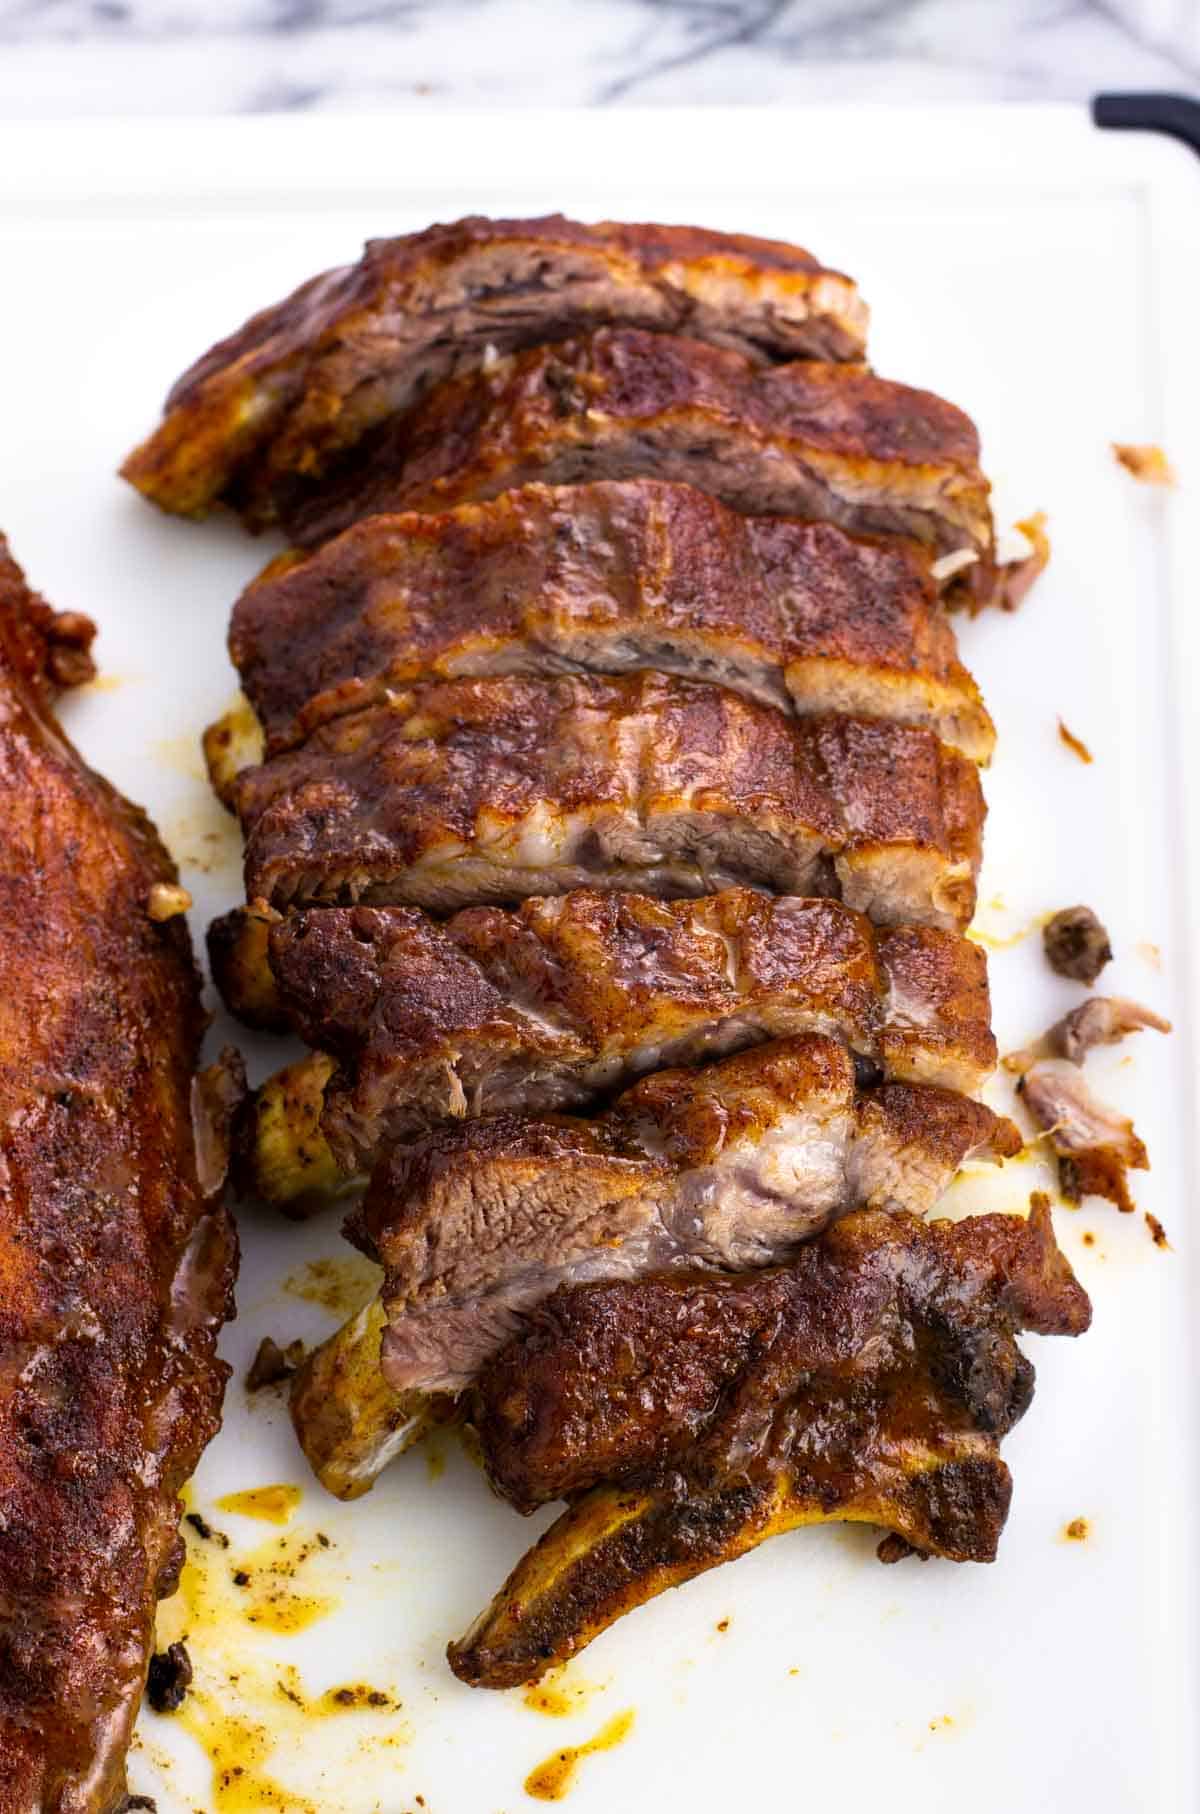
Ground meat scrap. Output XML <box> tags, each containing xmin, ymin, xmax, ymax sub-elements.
<box><xmin>1018</xmin><ymin>1060</ymin><xmax>1148</xmax><ymax>1212</ymax></box>
<box><xmin>1112</xmin><ymin>443</ymin><xmax>1176</xmax><ymax>487</ymax></box>
<box><xmin>1005</xmin><ymin>995</ymin><xmax>1171</xmax><ymax>1072</ymax></box>
<box><xmin>994</xmin><ymin>511</ymin><xmax>1050</xmax><ymax>613</ymax></box>
<box><xmin>246</xmin><ymin>1335</ymin><xmax>307</xmax><ymax>1391</ymax></box>
<box><xmin>1009</xmin><ymin>993</ymin><xmax>1169</xmax><ymax>1213</ymax></box>
<box><xmin>145</xmin><ymin>1641</ymin><xmax>194</xmax><ymax>1715</ymax></box>
<box><xmin>451</xmin><ymin>1202</ymin><xmax>1090</xmax><ymax>1687</ymax></box>
<box><xmin>1043</xmin><ymin>905</ymin><xmax>1112</xmax><ymax>984</ymax></box>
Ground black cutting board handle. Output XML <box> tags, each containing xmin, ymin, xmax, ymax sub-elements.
<box><xmin>1093</xmin><ymin>91</ymin><xmax>1200</xmax><ymax>160</ymax></box>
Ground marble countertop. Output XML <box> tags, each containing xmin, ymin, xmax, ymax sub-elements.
<box><xmin>0</xmin><ymin>0</ymin><xmax>1196</xmax><ymax>117</ymax></box>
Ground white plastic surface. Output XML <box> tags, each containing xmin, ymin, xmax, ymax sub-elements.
<box><xmin>0</xmin><ymin>106</ymin><xmax>1197</xmax><ymax>1814</ymax></box>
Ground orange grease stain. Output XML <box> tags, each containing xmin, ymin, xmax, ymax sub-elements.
<box><xmin>524</xmin><ymin>1709</ymin><xmax>636</xmax><ymax>1800</ymax></box>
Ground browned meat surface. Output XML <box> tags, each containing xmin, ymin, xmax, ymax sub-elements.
<box><xmin>1019</xmin><ymin>1060</ymin><xmax>1150</xmax><ymax>1212</ymax></box>
<box><xmin>349</xmin><ymin>1035</ymin><xmax>1018</xmax><ymax>1397</ymax></box>
<box><xmin>119</xmin><ymin>215</ymin><xmax>866</xmax><ymax>524</ymax></box>
<box><xmin>230</xmin><ymin>481</ymin><xmax>993</xmax><ymax>762</ymax></box>
<box><xmin>280</xmin><ymin>331</ymin><xmax>993</xmax><ymax>592</ymax></box>
<box><xmin>1043</xmin><ymin>905</ymin><xmax>1112</xmax><ymax>984</ymax></box>
<box><xmin>452</xmin><ymin>1199</ymin><xmax>1090</xmax><ymax>1686</ymax></box>
<box><xmin>217</xmin><ymin>892</ymin><xmax>997</xmax><ymax>1200</ymax></box>
<box><xmin>0</xmin><ymin>540</ymin><xmax>238</xmax><ymax>1813</ymax></box>
<box><xmin>228</xmin><ymin>674</ymin><xmax>985</xmax><ymax>930</ymax></box>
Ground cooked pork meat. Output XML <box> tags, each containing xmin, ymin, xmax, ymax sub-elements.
<box><xmin>1046</xmin><ymin>996</ymin><xmax>1171</xmax><ymax>1063</ymax></box>
<box><xmin>292</xmin><ymin>1035</ymin><xmax>1017</xmax><ymax>1496</ymax></box>
<box><xmin>352</xmin><ymin>1036</ymin><xmax>1017</xmax><ymax>1397</ymax></box>
<box><xmin>450</xmin><ymin>1198</ymin><xmax>1090</xmax><ymax>1686</ymax></box>
<box><xmin>289</xmin><ymin>1297</ymin><xmax>450</xmax><ymax>1503</ymax></box>
<box><xmin>996</xmin><ymin>510</ymin><xmax>1050</xmax><ymax>612</ymax></box>
<box><xmin>1005</xmin><ymin>995</ymin><xmax>1171</xmax><ymax>1071</ymax></box>
<box><xmin>215</xmin><ymin>890</ymin><xmax>998</xmax><ymax>1208</ymax></box>
<box><xmin>228</xmin><ymin>674</ymin><xmax>985</xmax><ymax>929</ymax></box>
<box><xmin>230</xmin><ymin>481</ymin><xmax>993</xmax><ymax>762</ymax></box>
<box><xmin>0</xmin><ymin>540</ymin><xmax>238</xmax><ymax>1812</ymax></box>
<box><xmin>1019</xmin><ymin>1059</ymin><xmax>1150</xmax><ymax>1212</ymax></box>
<box><xmin>119</xmin><ymin>215</ymin><xmax>866</xmax><ymax>525</ymax></box>
<box><xmin>279</xmin><ymin>330</ymin><xmax>994</xmax><ymax>587</ymax></box>
<box><xmin>1043</xmin><ymin>904</ymin><xmax>1112</xmax><ymax>984</ymax></box>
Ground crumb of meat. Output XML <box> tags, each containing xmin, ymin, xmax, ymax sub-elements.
<box><xmin>1145</xmin><ymin>1213</ymin><xmax>1169</xmax><ymax>1249</ymax></box>
<box><xmin>146</xmin><ymin>1640</ymin><xmax>194</xmax><ymax>1715</ymax></box>
<box><xmin>1112</xmin><ymin>443</ymin><xmax>1176</xmax><ymax>487</ymax></box>
<box><xmin>1006</xmin><ymin>996</ymin><xmax>1171</xmax><ymax>1074</ymax></box>
<box><xmin>192</xmin><ymin>1045</ymin><xmax>246</xmax><ymax>1199</ymax></box>
<box><xmin>1043</xmin><ymin>906</ymin><xmax>1112</xmax><ymax>985</ymax></box>
<box><xmin>996</xmin><ymin>510</ymin><xmax>1050</xmax><ymax>611</ymax></box>
<box><xmin>184</xmin><ymin>1510</ymin><xmax>230</xmax><ymax>1549</ymax></box>
<box><xmin>147</xmin><ymin>881</ymin><xmax>192</xmax><ymax>921</ymax></box>
<box><xmin>877</xmin><ymin>1533</ymin><xmax>928</xmax><ymax>1565</ymax></box>
<box><xmin>246</xmin><ymin>1334</ymin><xmax>307</xmax><ymax>1391</ymax></box>
<box><xmin>1057</xmin><ymin>719</ymin><xmax>1093</xmax><ymax>764</ymax></box>
<box><xmin>1018</xmin><ymin>1061</ymin><xmax>1147</xmax><ymax>1213</ymax></box>
<box><xmin>1053</xmin><ymin>996</ymin><xmax>1170</xmax><ymax>1064</ymax></box>
<box><xmin>46</xmin><ymin>611</ymin><xmax>98</xmax><ymax>689</ymax></box>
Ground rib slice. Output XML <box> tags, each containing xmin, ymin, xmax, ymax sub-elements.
<box><xmin>119</xmin><ymin>216</ymin><xmax>866</xmax><ymax>524</ymax></box>
<box><xmin>230</xmin><ymin>481</ymin><xmax>993</xmax><ymax>762</ymax></box>
<box><xmin>0</xmin><ymin>539</ymin><xmax>238</xmax><ymax>1808</ymax></box>
<box><xmin>450</xmin><ymin>1200</ymin><xmax>1090</xmax><ymax>1686</ymax></box>
<box><xmin>279</xmin><ymin>330</ymin><xmax>993</xmax><ymax>589</ymax></box>
<box><xmin>291</xmin><ymin>1036</ymin><xmax>1018</xmax><ymax>1496</ymax></box>
<box><xmin>212</xmin><ymin>890</ymin><xmax>998</xmax><ymax>1210</ymax></box>
<box><xmin>352</xmin><ymin>1035</ymin><xmax>1018</xmax><ymax>1398</ymax></box>
<box><xmin>228</xmin><ymin>674</ymin><xmax>985</xmax><ymax>929</ymax></box>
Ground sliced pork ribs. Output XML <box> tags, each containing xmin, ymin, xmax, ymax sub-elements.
<box><xmin>276</xmin><ymin>330</ymin><xmax>993</xmax><ymax>593</ymax></box>
<box><xmin>290</xmin><ymin>1036</ymin><xmax>1019</xmax><ymax>1497</ymax></box>
<box><xmin>225</xmin><ymin>672</ymin><xmax>984</xmax><ymax>928</ymax></box>
<box><xmin>451</xmin><ymin>1199</ymin><xmax>1090</xmax><ymax>1686</ymax></box>
<box><xmin>120</xmin><ymin>216</ymin><xmax>866</xmax><ymax>526</ymax></box>
<box><xmin>211</xmin><ymin>889</ymin><xmax>998</xmax><ymax>1211</ymax></box>
<box><xmin>230</xmin><ymin>481</ymin><xmax>993</xmax><ymax>764</ymax></box>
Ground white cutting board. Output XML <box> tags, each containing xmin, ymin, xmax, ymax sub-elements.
<box><xmin>0</xmin><ymin>107</ymin><xmax>1197</xmax><ymax>1814</ymax></box>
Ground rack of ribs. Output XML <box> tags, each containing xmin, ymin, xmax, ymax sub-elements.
<box><xmin>120</xmin><ymin>215</ymin><xmax>866</xmax><ymax>525</ymax></box>
<box><xmin>290</xmin><ymin>1036</ymin><xmax>1018</xmax><ymax>1499</ymax></box>
<box><xmin>0</xmin><ymin>539</ymin><xmax>238</xmax><ymax>1812</ymax></box>
<box><xmin>209</xmin><ymin>890</ymin><xmax>998</xmax><ymax>1212</ymax></box>
<box><xmin>271</xmin><ymin>330</ymin><xmax>993</xmax><ymax>584</ymax></box>
<box><xmin>451</xmin><ymin>1199</ymin><xmax>1090</xmax><ymax>1686</ymax></box>
<box><xmin>225</xmin><ymin>672</ymin><xmax>985</xmax><ymax>927</ymax></box>
<box><xmin>228</xmin><ymin>480</ymin><xmax>994</xmax><ymax>763</ymax></box>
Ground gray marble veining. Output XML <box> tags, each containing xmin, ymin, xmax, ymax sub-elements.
<box><xmin>0</xmin><ymin>0</ymin><xmax>1195</xmax><ymax>116</ymax></box>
